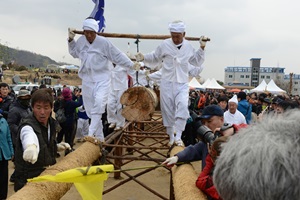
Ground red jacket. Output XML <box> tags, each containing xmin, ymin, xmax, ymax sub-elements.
<box><xmin>197</xmin><ymin>94</ymin><xmax>206</xmax><ymax>109</ymax></box>
<box><xmin>196</xmin><ymin>155</ymin><xmax>222</xmax><ymax>200</ymax></box>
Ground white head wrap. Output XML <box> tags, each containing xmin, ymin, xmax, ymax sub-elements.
<box><xmin>82</xmin><ymin>18</ymin><xmax>99</xmax><ymax>32</ymax></box>
<box><xmin>168</xmin><ymin>20</ymin><xmax>186</xmax><ymax>33</ymax></box>
<box><xmin>228</xmin><ymin>95</ymin><xmax>238</xmax><ymax>105</ymax></box>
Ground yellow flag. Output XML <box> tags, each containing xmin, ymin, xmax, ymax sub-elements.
<box><xmin>28</xmin><ymin>164</ymin><xmax>114</xmax><ymax>200</ymax></box>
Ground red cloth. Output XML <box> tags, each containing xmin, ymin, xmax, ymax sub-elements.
<box><xmin>232</xmin><ymin>123</ymin><xmax>248</xmax><ymax>133</ymax></box>
<box><xmin>196</xmin><ymin>155</ymin><xmax>222</xmax><ymax>200</ymax></box>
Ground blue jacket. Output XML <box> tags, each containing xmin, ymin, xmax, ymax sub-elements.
<box><xmin>176</xmin><ymin>141</ymin><xmax>208</xmax><ymax>170</ymax></box>
<box><xmin>238</xmin><ymin>99</ymin><xmax>252</xmax><ymax>124</ymax></box>
<box><xmin>0</xmin><ymin>115</ymin><xmax>14</xmax><ymax>161</ymax></box>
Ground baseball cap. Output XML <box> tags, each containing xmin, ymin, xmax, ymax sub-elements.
<box><xmin>18</xmin><ymin>89</ymin><xmax>31</xmax><ymax>98</ymax></box>
<box><xmin>198</xmin><ymin>105</ymin><xmax>224</xmax><ymax>119</ymax></box>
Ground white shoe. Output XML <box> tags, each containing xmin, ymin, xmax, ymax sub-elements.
<box><xmin>109</xmin><ymin>123</ymin><xmax>116</xmax><ymax>129</ymax></box>
<box><xmin>114</xmin><ymin>126</ymin><xmax>122</xmax><ymax>131</ymax></box>
<box><xmin>175</xmin><ymin>139</ymin><xmax>184</xmax><ymax>147</ymax></box>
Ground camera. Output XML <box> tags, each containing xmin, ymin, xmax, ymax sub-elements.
<box><xmin>190</xmin><ymin>110</ymin><xmax>220</xmax><ymax>146</ymax></box>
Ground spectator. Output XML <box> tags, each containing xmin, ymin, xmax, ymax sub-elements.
<box><xmin>0</xmin><ymin>113</ymin><xmax>14</xmax><ymax>199</ymax></box>
<box><xmin>196</xmin><ymin>136</ymin><xmax>229</xmax><ymax>200</ymax></box>
<box><xmin>75</xmin><ymin>104</ymin><xmax>90</xmax><ymax>142</ymax></box>
<box><xmin>14</xmin><ymin>88</ymin><xmax>71</xmax><ymax>191</ymax></box>
<box><xmin>7</xmin><ymin>90</ymin><xmax>32</xmax><ymax>147</ymax></box>
<box><xmin>214</xmin><ymin>110</ymin><xmax>300</xmax><ymax>200</ymax></box>
<box><xmin>237</xmin><ymin>91</ymin><xmax>252</xmax><ymax>124</ymax></box>
<box><xmin>55</xmin><ymin>87</ymin><xmax>82</xmax><ymax>155</ymax></box>
<box><xmin>0</xmin><ymin>82</ymin><xmax>14</xmax><ymax>119</ymax></box>
<box><xmin>7</xmin><ymin>89</ymin><xmax>32</xmax><ymax>183</ymax></box>
<box><xmin>162</xmin><ymin>105</ymin><xmax>236</xmax><ymax>170</ymax></box>
<box><xmin>217</xmin><ymin>95</ymin><xmax>228</xmax><ymax>112</ymax></box>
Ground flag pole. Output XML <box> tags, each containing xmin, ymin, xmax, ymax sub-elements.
<box><xmin>73</xmin><ymin>30</ymin><xmax>210</xmax><ymax>41</ymax></box>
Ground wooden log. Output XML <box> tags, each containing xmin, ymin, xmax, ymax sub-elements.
<box><xmin>8</xmin><ymin>138</ymin><xmax>101</xmax><ymax>200</ymax></box>
<box><xmin>120</xmin><ymin>86</ymin><xmax>158</xmax><ymax>121</ymax></box>
<box><xmin>73</xmin><ymin>30</ymin><xmax>207</xmax><ymax>41</ymax></box>
<box><xmin>170</xmin><ymin>146</ymin><xmax>207</xmax><ymax>200</ymax></box>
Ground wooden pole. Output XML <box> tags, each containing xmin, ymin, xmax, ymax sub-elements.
<box><xmin>73</xmin><ymin>30</ymin><xmax>210</xmax><ymax>41</ymax></box>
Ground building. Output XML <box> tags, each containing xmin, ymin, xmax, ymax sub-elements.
<box><xmin>225</xmin><ymin>58</ymin><xmax>285</xmax><ymax>87</ymax></box>
<box><xmin>224</xmin><ymin>58</ymin><xmax>300</xmax><ymax>95</ymax></box>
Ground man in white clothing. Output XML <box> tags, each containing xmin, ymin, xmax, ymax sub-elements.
<box><xmin>68</xmin><ymin>18</ymin><xmax>140</xmax><ymax>142</ymax></box>
<box><xmin>135</xmin><ymin>20</ymin><xmax>207</xmax><ymax>146</ymax></box>
<box><xmin>107</xmin><ymin>64</ymin><xmax>132</xmax><ymax>131</ymax></box>
<box><xmin>224</xmin><ymin>95</ymin><xmax>247</xmax><ymax>125</ymax></box>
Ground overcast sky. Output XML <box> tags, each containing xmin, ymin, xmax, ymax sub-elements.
<box><xmin>1</xmin><ymin>0</ymin><xmax>300</xmax><ymax>81</ymax></box>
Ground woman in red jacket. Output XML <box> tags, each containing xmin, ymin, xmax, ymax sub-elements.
<box><xmin>196</xmin><ymin>136</ymin><xmax>229</xmax><ymax>200</ymax></box>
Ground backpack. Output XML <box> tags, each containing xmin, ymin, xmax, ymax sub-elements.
<box><xmin>55</xmin><ymin>107</ymin><xmax>67</xmax><ymax>123</ymax></box>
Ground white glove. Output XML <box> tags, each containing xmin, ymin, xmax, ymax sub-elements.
<box><xmin>162</xmin><ymin>156</ymin><xmax>178</xmax><ymax>167</ymax></box>
<box><xmin>68</xmin><ymin>28</ymin><xmax>76</xmax><ymax>40</ymax></box>
<box><xmin>132</xmin><ymin>62</ymin><xmax>141</xmax><ymax>71</ymax></box>
<box><xmin>23</xmin><ymin>144</ymin><xmax>38</xmax><ymax>164</ymax></box>
<box><xmin>135</xmin><ymin>52</ymin><xmax>144</xmax><ymax>62</ymax></box>
<box><xmin>199</xmin><ymin>36</ymin><xmax>208</xmax><ymax>48</ymax></box>
<box><xmin>57</xmin><ymin>142</ymin><xmax>72</xmax><ymax>152</ymax></box>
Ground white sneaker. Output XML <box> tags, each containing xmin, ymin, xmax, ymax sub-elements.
<box><xmin>114</xmin><ymin>126</ymin><xmax>122</xmax><ymax>131</ymax></box>
<box><xmin>109</xmin><ymin>123</ymin><xmax>116</xmax><ymax>129</ymax></box>
<box><xmin>175</xmin><ymin>139</ymin><xmax>184</xmax><ymax>147</ymax></box>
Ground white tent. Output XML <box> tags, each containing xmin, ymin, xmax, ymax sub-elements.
<box><xmin>266</xmin><ymin>79</ymin><xmax>286</xmax><ymax>94</ymax></box>
<box><xmin>250</xmin><ymin>79</ymin><xmax>267</xmax><ymax>93</ymax></box>
<box><xmin>201</xmin><ymin>78</ymin><xmax>211</xmax><ymax>88</ymax></box>
<box><xmin>189</xmin><ymin>77</ymin><xmax>203</xmax><ymax>89</ymax></box>
<box><xmin>205</xmin><ymin>78</ymin><xmax>225</xmax><ymax>90</ymax></box>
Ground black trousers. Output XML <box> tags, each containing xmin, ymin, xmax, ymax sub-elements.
<box><xmin>0</xmin><ymin>159</ymin><xmax>8</xmax><ymax>200</ymax></box>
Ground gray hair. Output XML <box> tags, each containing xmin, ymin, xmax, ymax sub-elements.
<box><xmin>213</xmin><ymin>110</ymin><xmax>300</xmax><ymax>200</ymax></box>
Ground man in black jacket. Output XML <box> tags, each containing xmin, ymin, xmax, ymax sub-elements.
<box><xmin>13</xmin><ymin>88</ymin><xmax>71</xmax><ymax>191</ymax></box>
<box><xmin>7</xmin><ymin>89</ymin><xmax>32</xmax><ymax>183</ymax></box>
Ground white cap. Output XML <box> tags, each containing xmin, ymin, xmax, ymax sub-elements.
<box><xmin>228</xmin><ymin>95</ymin><xmax>238</xmax><ymax>105</ymax></box>
<box><xmin>168</xmin><ymin>20</ymin><xmax>186</xmax><ymax>33</ymax></box>
<box><xmin>82</xmin><ymin>18</ymin><xmax>99</xmax><ymax>32</ymax></box>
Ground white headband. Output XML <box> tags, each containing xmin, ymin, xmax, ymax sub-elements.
<box><xmin>82</xmin><ymin>18</ymin><xmax>99</xmax><ymax>32</ymax></box>
<box><xmin>168</xmin><ymin>20</ymin><xmax>186</xmax><ymax>33</ymax></box>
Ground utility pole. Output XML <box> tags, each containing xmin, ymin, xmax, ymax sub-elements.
<box><xmin>289</xmin><ymin>72</ymin><xmax>293</xmax><ymax>95</ymax></box>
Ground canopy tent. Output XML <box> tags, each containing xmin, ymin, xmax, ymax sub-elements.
<box><xmin>266</xmin><ymin>79</ymin><xmax>286</xmax><ymax>94</ymax></box>
<box><xmin>59</xmin><ymin>65</ymin><xmax>79</xmax><ymax>70</ymax></box>
<box><xmin>250</xmin><ymin>79</ymin><xmax>286</xmax><ymax>94</ymax></box>
<box><xmin>188</xmin><ymin>77</ymin><xmax>203</xmax><ymax>89</ymax></box>
<box><xmin>250</xmin><ymin>79</ymin><xmax>267</xmax><ymax>93</ymax></box>
<box><xmin>205</xmin><ymin>78</ymin><xmax>225</xmax><ymax>90</ymax></box>
<box><xmin>201</xmin><ymin>78</ymin><xmax>211</xmax><ymax>88</ymax></box>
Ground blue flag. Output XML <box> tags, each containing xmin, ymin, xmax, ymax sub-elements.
<box><xmin>89</xmin><ymin>0</ymin><xmax>106</xmax><ymax>32</ymax></box>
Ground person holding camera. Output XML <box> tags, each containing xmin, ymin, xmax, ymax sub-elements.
<box><xmin>162</xmin><ymin>105</ymin><xmax>246</xmax><ymax>170</ymax></box>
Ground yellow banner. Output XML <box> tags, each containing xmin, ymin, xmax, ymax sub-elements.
<box><xmin>28</xmin><ymin>164</ymin><xmax>114</xmax><ymax>200</ymax></box>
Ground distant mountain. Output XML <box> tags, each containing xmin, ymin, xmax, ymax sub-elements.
<box><xmin>0</xmin><ymin>43</ymin><xmax>68</xmax><ymax>68</ymax></box>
